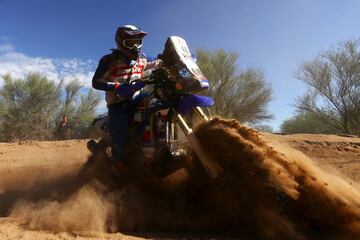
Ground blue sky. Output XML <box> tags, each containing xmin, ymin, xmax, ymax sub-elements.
<box><xmin>1</xmin><ymin>0</ymin><xmax>360</xmax><ymax>130</ymax></box>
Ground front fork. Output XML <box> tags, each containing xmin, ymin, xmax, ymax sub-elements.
<box><xmin>193</xmin><ymin>106</ymin><xmax>209</xmax><ymax>121</ymax></box>
<box><xmin>175</xmin><ymin>107</ymin><xmax>223</xmax><ymax>179</ymax></box>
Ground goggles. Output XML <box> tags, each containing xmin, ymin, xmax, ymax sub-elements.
<box><xmin>122</xmin><ymin>38</ymin><xmax>143</xmax><ymax>50</ymax></box>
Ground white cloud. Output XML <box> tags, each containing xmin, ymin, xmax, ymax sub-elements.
<box><xmin>0</xmin><ymin>52</ymin><xmax>57</xmax><ymax>80</ymax></box>
<box><xmin>0</xmin><ymin>43</ymin><xmax>15</xmax><ymax>53</ymax></box>
<box><xmin>0</xmin><ymin>45</ymin><xmax>96</xmax><ymax>88</ymax></box>
<box><xmin>0</xmin><ymin>43</ymin><xmax>107</xmax><ymax>112</ymax></box>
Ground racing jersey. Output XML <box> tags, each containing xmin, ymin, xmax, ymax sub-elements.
<box><xmin>92</xmin><ymin>49</ymin><xmax>162</xmax><ymax>106</ymax></box>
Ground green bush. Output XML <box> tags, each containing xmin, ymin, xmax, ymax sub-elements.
<box><xmin>0</xmin><ymin>73</ymin><xmax>101</xmax><ymax>141</ymax></box>
<box><xmin>280</xmin><ymin>112</ymin><xmax>336</xmax><ymax>134</ymax></box>
<box><xmin>196</xmin><ymin>49</ymin><xmax>273</xmax><ymax>123</ymax></box>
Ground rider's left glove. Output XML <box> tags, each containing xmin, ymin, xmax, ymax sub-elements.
<box><xmin>114</xmin><ymin>83</ymin><xmax>132</xmax><ymax>97</ymax></box>
<box><xmin>114</xmin><ymin>82</ymin><xmax>145</xmax><ymax>98</ymax></box>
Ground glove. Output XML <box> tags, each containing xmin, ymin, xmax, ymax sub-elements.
<box><xmin>114</xmin><ymin>81</ymin><xmax>145</xmax><ymax>98</ymax></box>
<box><xmin>130</xmin><ymin>81</ymin><xmax>145</xmax><ymax>92</ymax></box>
<box><xmin>114</xmin><ymin>83</ymin><xmax>132</xmax><ymax>97</ymax></box>
<box><xmin>149</xmin><ymin>68</ymin><xmax>170</xmax><ymax>82</ymax></box>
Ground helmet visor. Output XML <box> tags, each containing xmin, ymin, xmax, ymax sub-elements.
<box><xmin>122</xmin><ymin>39</ymin><xmax>143</xmax><ymax>49</ymax></box>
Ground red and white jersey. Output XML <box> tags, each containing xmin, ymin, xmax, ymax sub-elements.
<box><xmin>110</xmin><ymin>57</ymin><xmax>146</xmax><ymax>83</ymax></box>
<box><xmin>92</xmin><ymin>50</ymin><xmax>162</xmax><ymax>106</ymax></box>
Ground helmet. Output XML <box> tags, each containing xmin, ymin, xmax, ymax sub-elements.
<box><xmin>115</xmin><ymin>25</ymin><xmax>147</xmax><ymax>60</ymax></box>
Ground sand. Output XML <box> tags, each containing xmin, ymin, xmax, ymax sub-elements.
<box><xmin>0</xmin><ymin>119</ymin><xmax>359</xmax><ymax>239</ymax></box>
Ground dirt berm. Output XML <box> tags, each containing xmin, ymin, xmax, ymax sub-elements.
<box><xmin>0</xmin><ymin>117</ymin><xmax>359</xmax><ymax>240</ymax></box>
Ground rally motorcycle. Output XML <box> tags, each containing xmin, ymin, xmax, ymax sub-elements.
<box><xmin>87</xmin><ymin>36</ymin><xmax>223</xmax><ymax>180</ymax></box>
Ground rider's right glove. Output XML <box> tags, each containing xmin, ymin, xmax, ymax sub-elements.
<box><xmin>130</xmin><ymin>81</ymin><xmax>145</xmax><ymax>92</ymax></box>
<box><xmin>149</xmin><ymin>68</ymin><xmax>170</xmax><ymax>82</ymax></box>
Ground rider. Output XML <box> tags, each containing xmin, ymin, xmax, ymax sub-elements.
<box><xmin>92</xmin><ymin>24</ymin><xmax>162</xmax><ymax>168</ymax></box>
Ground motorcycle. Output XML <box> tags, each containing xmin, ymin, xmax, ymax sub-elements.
<box><xmin>87</xmin><ymin>36</ymin><xmax>223</xmax><ymax>180</ymax></box>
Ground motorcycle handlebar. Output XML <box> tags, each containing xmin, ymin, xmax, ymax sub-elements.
<box><xmin>132</xmin><ymin>68</ymin><xmax>170</xmax><ymax>85</ymax></box>
<box><xmin>132</xmin><ymin>78</ymin><xmax>155</xmax><ymax>85</ymax></box>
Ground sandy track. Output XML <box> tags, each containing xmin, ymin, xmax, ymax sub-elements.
<box><xmin>0</xmin><ymin>217</ymin><xmax>144</xmax><ymax>240</ymax></box>
<box><xmin>0</xmin><ymin>140</ymin><xmax>144</xmax><ymax>239</ymax></box>
<box><xmin>0</xmin><ymin>132</ymin><xmax>360</xmax><ymax>239</ymax></box>
<box><xmin>265</xmin><ymin>133</ymin><xmax>360</xmax><ymax>185</ymax></box>
<box><xmin>0</xmin><ymin>140</ymin><xmax>89</xmax><ymax>193</ymax></box>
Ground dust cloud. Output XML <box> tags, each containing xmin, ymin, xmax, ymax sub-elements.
<box><xmin>10</xmin><ymin>181</ymin><xmax>119</xmax><ymax>232</ymax></box>
<box><xmin>192</xmin><ymin>117</ymin><xmax>360</xmax><ymax>239</ymax></box>
<box><xmin>1</xmin><ymin>117</ymin><xmax>360</xmax><ymax>239</ymax></box>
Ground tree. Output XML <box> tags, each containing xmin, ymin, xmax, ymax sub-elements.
<box><xmin>0</xmin><ymin>73</ymin><xmax>101</xmax><ymax>141</ymax></box>
<box><xmin>196</xmin><ymin>49</ymin><xmax>273</xmax><ymax>123</ymax></box>
<box><xmin>280</xmin><ymin>112</ymin><xmax>335</xmax><ymax>134</ymax></box>
<box><xmin>0</xmin><ymin>98</ymin><xmax>5</xmax><ymax>120</ymax></box>
<box><xmin>70</xmin><ymin>89</ymin><xmax>102</xmax><ymax>138</ymax></box>
<box><xmin>60</xmin><ymin>79</ymin><xmax>83</xmax><ymax>117</ymax></box>
<box><xmin>54</xmin><ymin>80</ymin><xmax>102</xmax><ymax>139</ymax></box>
<box><xmin>251</xmin><ymin>124</ymin><xmax>274</xmax><ymax>133</ymax></box>
<box><xmin>0</xmin><ymin>73</ymin><xmax>61</xmax><ymax>140</ymax></box>
<box><xmin>295</xmin><ymin>39</ymin><xmax>360</xmax><ymax>135</ymax></box>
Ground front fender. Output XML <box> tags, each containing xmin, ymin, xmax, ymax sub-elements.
<box><xmin>175</xmin><ymin>94</ymin><xmax>214</xmax><ymax>115</ymax></box>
